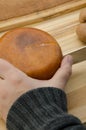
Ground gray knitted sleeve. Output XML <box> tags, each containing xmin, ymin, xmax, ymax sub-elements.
<box><xmin>6</xmin><ymin>87</ymin><xmax>86</xmax><ymax>130</ymax></box>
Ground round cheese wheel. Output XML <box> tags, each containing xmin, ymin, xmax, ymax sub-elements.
<box><xmin>0</xmin><ymin>28</ymin><xmax>62</xmax><ymax>79</ymax></box>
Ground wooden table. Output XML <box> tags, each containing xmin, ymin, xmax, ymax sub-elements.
<box><xmin>0</xmin><ymin>0</ymin><xmax>86</xmax><ymax>129</ymax></box>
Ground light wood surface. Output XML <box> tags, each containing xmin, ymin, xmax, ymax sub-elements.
<box><xmin>0</xmin><ymin>0</ymin><xmax>72</xmax><ymax>21</ymax></box>
<box><xmin>0</xmin><ymin>0</ymin><xmax>86</xmax><ymax>32</ymax></box>
<box><xmin>0</xmin><ymin>0</ymin><xmax>86</xmax><ymax>129</ymax></box>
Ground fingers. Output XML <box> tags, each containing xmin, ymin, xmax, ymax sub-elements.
<box><xmin>0</xmin><ymin>59</ymin><xmax>14</xmax><ymax>79</ymax></box>
<box><xmin>51</xmin><ymin>55</ymin><xmax>73</xmax><ymax>90</ymax></box>
<box><xmin>0</xmin><ymin>57</ymin><xmax>73</xmax><ymax>91</ymax></box>
<box><xmin>0</xmin><ymin>59</ymin><xmax>24</xmax><ymax>81</ymax></box>
<box><xmin>0</xmin><ymin>59</ymin><xmax>14</xmax><ymax>72</ymax></box>
<box><xmin>0</xmin><ymin>59</ymin><xmax>21</xmax><ymax>80</ymax></box>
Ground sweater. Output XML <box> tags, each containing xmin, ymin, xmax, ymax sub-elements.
<box><xmin>6</xmin><ymin>87</ymin><xmax>86</xmax><ymax>130</ymax></box>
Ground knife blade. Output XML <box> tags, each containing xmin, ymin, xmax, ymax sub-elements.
<box><xmin>64</xmin><ymin>46</ymin><xmax>86</xmax><ymax>64</ymax></box>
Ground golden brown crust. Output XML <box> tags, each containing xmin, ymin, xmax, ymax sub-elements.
<box><xmin>76</xmin><ymin>8</ymin><xmax>86</xmax><ymax>43</ymax></box>
<box><xmin>79</xmin><ymin>8</ymin><xmax>86</xmax><ymax>23</ymax></box>
<box><xmin>0</xmin><ymin>28</ymin><xmax>62</xmax><ymax>79</ymax></box>
<box><xmin>76</xmin><ymin>23</ymin><xmax>86</xmax><ymax>43</ymax></box>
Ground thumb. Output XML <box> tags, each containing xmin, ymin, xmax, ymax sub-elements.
<box><xmin>51</xmin><ymin>55</ymin><xmax>73</xmax><ymax>90</ymax></box>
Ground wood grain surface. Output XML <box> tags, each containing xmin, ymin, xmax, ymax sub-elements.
<box><xmin>0</xmin><ymin>0</ymin><xmax>86</xmax><ymax>32</ymax></box>
<box><xmin>0</xmin><ymin>0</ymin><xmax>72</xmax><ymax>21</ymax></box>
<box><xmin>0</xmin><ymin>0</ymin><xmax>86</xmax><ymax>129</ymax></box>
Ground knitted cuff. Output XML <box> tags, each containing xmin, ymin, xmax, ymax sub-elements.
<box><xmin>6</xmin><ymin>87</ymin><xmax>69</xmax><ymax>130</ymax></box>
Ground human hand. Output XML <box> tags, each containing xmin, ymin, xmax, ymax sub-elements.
<box><xmin>0</xmin><ymin>55</ymin><xmax>73</xmax><ymax>121</ymax></box>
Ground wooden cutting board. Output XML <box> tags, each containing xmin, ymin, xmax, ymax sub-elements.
<box><xmin>0</xmin><ymin>0</ymin><xmax>72</xmax><ymax>21</ymax></box>
<box><xmin>0</xmin><ymin>0</ymin><xmax>86</xmax><ymax>129</ymax></box>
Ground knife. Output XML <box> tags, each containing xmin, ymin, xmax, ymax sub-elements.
<box><xmin>64</xmin><ymin>46</ymin><xmax>86</xmax><ymax>64</ymax></box>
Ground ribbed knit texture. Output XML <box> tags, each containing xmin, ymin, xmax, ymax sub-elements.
<box><xmin>6</xmin><ymin>87</ymin><xmax>86</xmax><ymax>130</ymax></box>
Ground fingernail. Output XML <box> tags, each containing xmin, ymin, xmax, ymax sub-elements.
<box><xmin>67</xmin><ymin>55</ymin><xmax>73</xmax><ymax>65</ymax></box>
